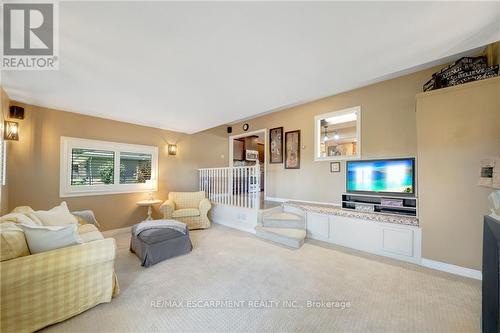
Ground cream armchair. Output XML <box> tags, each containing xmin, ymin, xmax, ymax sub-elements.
<box><xmin>160</xmin><ymin>191</ymin><xmax>211</xmax><ymax>229</ymax></box>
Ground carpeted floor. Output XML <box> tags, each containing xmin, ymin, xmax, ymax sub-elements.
<box><xmin>43</xmin><ymin>224</ymin><xmax>481</xmax><ymax>333</ymax></box>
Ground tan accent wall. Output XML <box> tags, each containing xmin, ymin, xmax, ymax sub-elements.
<box><xmin>6</xmin><ymin>47</ymin><xmax>498</xmax><ymax>269</ymax></box>
<box><xmin>416</xmin><ymin>77</ymin><xmax>500</xmax><ymax>270</ymax></box>
<box><xmin>7</xmin><ymin>103</ymin><xmax>228</xmax><ymax>230</ymax></box>
<box><xmin>229</xmin><ymin>67</ymin><xmax>438</xmax><ymax>202</ymax></box>
<box><xmin>494</xmin><ymin>41</ymin><xmax>500</xmax><ymax>66</ymax></box>
<box><xmin>486</xmin><ymin>40</ymin><xmax>500</xmax><ymax>66</ymax></box>
<box><xmin>0</xmin><ymin>88</ymin><xmax>10</xmax><ymax>215</ymax></box>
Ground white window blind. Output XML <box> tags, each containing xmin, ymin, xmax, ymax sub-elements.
<box><xmin>60</xmin><ymin>137</ymin><xmax>158</xmax><ymax>197</ymax></box>
<box><xmin>71</xmin><ymin>148</ymin><xmax>115</xmax><ymax>186</ymax></box>
<box><xmin>119</xmin><ymin>152</ymin><xmax>152</xmax><ymax>184</ymax></box>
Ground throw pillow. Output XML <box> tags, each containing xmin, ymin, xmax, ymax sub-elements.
<box><xmin>11</xmin><ymin>206</ymin><xmax>43</xmax><ymax>225</ymax></box>
<box><xmin>34</xmin><ymin>202</ymin><xmax>78</xmax><ymax>226</ymax></box>
<box><xmin>0</xmin><ymin>212</ymin><xmax>39</xmax><ymax>226</ymax></box>
<box><xmin>20</xmin><ymin>224</ymin><xmax>82</xmax><ymax>254</ymax></box>
<box><xmin>0</xmin><ymin>222</ymin><xmax>30</xmax><ymax>261</ymax></box>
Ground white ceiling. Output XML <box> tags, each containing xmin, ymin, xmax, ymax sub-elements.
<box><xmin>2</xmin><ymin>2</ymin><xmax>500</xmax><ymax>134</ymax></box>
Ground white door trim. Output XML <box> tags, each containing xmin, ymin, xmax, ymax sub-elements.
<box><xmin>228</xmin><ymin>128</ymin><xmax>267</xmax><ymax>200</ymax></box>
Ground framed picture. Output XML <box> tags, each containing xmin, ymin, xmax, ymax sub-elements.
<box><xmin>330</xmin><ymin>162</ymin><xmax>340</xmax><ymax>173</ymax></box>
<box><xmin>285</xmin><ymin>130</ymin><xmax>300</xmax><ymax>169</ymax></box>
<box><xmin>269</xmin><ymin>127</ymin><xmax>283</xmax><ymax>164</ymax></box>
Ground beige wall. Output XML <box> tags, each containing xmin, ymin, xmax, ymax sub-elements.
<box><xmin>226</xmin><ymin>61</ymin><xmax>499</xmax><ymax>270</ymax></box>
<box><xmin>8</xmin><ymin>63</ymin><xmax>436</xmax><ymax>228</ymax></box>
<box><xmin>229</xmin><ymin>67</ymin><xmax>438</xmax><ymax>203</ymax></box>
<box><xmin>7</xmin><ymin>102</ymin><xmax>228</xmax><ymax>230</ymax></box>
<box><xmin>416</xmin><ymin>77</ymin><xmax>500</xmax><ymax>270</ymax></box>
<box><xmin>5</xmin><ymin>43</ymin><xmax>498</xmax><ymax>270</ymax></box>
<box><xmin>488</xmin><ymin>40</ymin><xmax>500</xmax><ymax>66</ymax></box>
<box><xmin>495</xmin><ymin>41</ymin><xmax>500</xmax><ymax>66</ymax></box>
<box><xmin>1</xmin><ymin>88</ymin><xmax>10</xmax><ymax>215</ymax></box>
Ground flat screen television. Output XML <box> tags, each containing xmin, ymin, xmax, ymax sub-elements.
<box><xmin>346</xmin><ymin>158</ymin><xmax>415</xmax><ymax>196</ymax></box>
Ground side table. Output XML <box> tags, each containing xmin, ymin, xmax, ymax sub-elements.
<box><xmin>136</xmin><ymin>199</ymin><xmax>163</xmax><ymax>220</ymax></box>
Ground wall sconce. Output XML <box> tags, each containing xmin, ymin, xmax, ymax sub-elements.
<box><xmin>168</xmin><ymin>144</ymin><xmax>177</xmax><ymax>156</ymax></box>
<box><xmin>4</xmin><ymin>121</ymin><xmax>19</xmax><ymax>141</ymax></box>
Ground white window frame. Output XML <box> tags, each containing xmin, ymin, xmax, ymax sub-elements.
<box><xmin>0</xmin><ymin>139</ymin><xmax>6</xmax><ymax>186</ymax></box>
<box><xmin>0</xmin><ymin>119</ymin><xmax>6</xmax><ymax>187</ymax></box>
<box><xmin>60</xmin><ymin>136</ymin><xmax>158</xmax><ymax>197</ymax></box>
<box><xmin>314</xmin><ymin>106</ymin><xmax>362</xmax><ymax>161</ymax></box>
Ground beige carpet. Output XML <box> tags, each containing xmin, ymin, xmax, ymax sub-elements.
<box><xmin>43</xmin><ymin>224</ymin><xmax>480</xmax><ymax>333</ymax></box>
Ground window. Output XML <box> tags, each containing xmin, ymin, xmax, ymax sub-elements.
<box><xmin>314</xmin><ymin>106</ymin><xmax>361</xmax><ymax>161</ymax></box>
<box><xmin>119</xmin><ymin>152</ymin><xmax>152</xmax><ymax>184</ymax></box>
<box><xmin>71</xmin><ymin>149</ymin><xmax>115</xmax><ymax>185</ymax></box>
<box><xmin>0</xmin><ymin>141</ymin><xmax>5</xmax><ymax>186</ymax></box>
<box><xmin>60</xmin><ymin>137</ymin><xmax>158</xmax><ymax>197</ymax></box>
<box><xmin>0</xmin><ymin>119</ymin><xmax>6</xmax><ymax>186</ymax></box>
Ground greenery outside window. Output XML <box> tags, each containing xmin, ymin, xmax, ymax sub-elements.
<box><xmin>119</xmin><ymin>152</ymin><xmax>152</xmax><ymax>184</ymax></box>
<box><xmin>60</xmin><ymin>137</ymin><xmax>158</xmax><ymax>197</ymax></box>
<box><xmin>71</xmin><ymin>149</ymin><xmax>115</xmax><ymax>185</ymax></box>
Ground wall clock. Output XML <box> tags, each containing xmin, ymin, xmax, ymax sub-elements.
<box><xmin>243</xmin><ymin>123</ymin><xmax>249</xmax><ymax>131</ymax></box>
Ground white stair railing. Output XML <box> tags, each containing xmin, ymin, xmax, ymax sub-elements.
<box><xmin>199</xmin><ymin>164</ymin><xmax>261</xmax><ymax>209</ymax></box>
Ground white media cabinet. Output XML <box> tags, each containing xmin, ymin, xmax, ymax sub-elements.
<box><xmin>285</xmin><ymin>202</ymin><xmax>422</xmax><ymax>264</ymax></box>
<box><xmin>342</xmin><ymin>193</ymin><xmax>418</xmax><ymax>217</ymax></box>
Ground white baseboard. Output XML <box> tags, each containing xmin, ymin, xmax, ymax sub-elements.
<box><xmin>268</xmin><ymin>196</ymin><xmax>481</xmax><ymax>281</ymax></box>
<box><xmin>100</xmin><ymin>222</ymin><xmax>482</xmax><ymax>281</ymax></box>
<box><xmin>212</xmin><ymin>219</ymin><xmax>256</xmax><ymax>234</ymax></box>
<box><xmin>265</xmin><ymin>196</ymin><xmax>340</xmax><ymax>206</ymax></box>
<box><xmin>102</xmin><ymin>222</ymin><xmax>258</xmax><ymax>237</ymax></box>
<box><xmin>421</xmin><ymin>258</ymin><xmax>482</xmax><ymax>280</ymax></box>
<box><xmin>265</xmin><ymin>197</ymin><xmax>288</xmax><ymax>203</ymax></box>
<box><xmin>102</xmin><ymin>226</ymin><xmax>131</xmax><ymax>237</ymax></box>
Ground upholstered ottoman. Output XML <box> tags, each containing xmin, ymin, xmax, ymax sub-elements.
<box><xmin>130</xmin><ymin>221</ymin><xmax>192</xmax><ymax>267</ymax></box>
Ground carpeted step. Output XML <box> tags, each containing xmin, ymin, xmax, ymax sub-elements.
<box><xmin>255</xmin><ymin>226</ymin><xmax>306</xmax><ymax>249</ymax></box>
<box><xmin>262</xmin><ymin>212</ymin><xmax>305</xmax><ymax>229</ymax></box>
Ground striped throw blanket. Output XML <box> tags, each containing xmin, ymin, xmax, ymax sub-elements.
<box><xmin>134</xmin><ymin>219</ymin><xmax>187</xmax><ymax>236</ymax></box>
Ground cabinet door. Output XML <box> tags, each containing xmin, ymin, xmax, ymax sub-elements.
<box><xmin>380</xmin><ymin>227</ymin><xmax>414</xmax><ymax>257</ymax></box>
<box><xmin>329</xmin><ymin>215</ymin><xmax>380</xmax><ymax>252</ymax></box>
<box><xmin>306</xmin><ymin>212</ymin><xmax>329</xmax><ymax>241</ymax></box>
<box><xmin>233</xmin><ymin>140</ymin><xmax>244</xmax><ymax>160</ymax></box>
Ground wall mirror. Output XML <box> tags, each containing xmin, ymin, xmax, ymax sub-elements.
<box><xmin>314</xmin><ymin>106</ymin><xmax>361</xmax><ymax>161</ymax></box>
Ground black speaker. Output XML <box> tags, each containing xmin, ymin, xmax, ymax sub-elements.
<box><xmin>9</xmin><ymin>106</ymin><xmax>24</xmax><ymax>119</ymax></box>
<box><xmin>483</xmin><ymin>215</ymin><xmax>500</xmax><ymax>333</ymax></box>
<box><xmin>227</xmin><ymin>126</ymin><xmax>232</xmax><ymax>134</ymax></box>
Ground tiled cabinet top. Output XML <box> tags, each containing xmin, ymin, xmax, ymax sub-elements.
<box><xmin>286</xmin><ymin>201</ymin><xmax>419</xmax><ymax>227</ymax></box>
